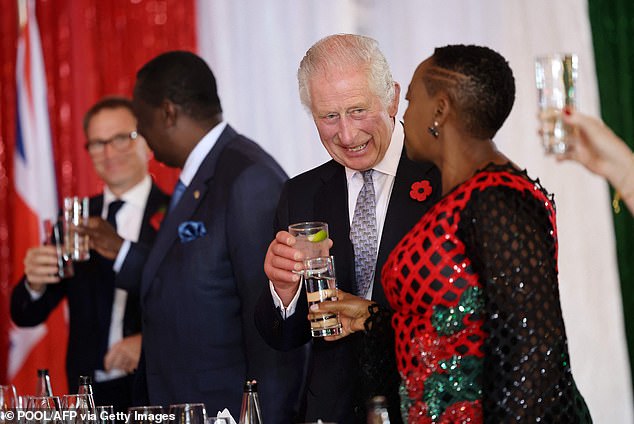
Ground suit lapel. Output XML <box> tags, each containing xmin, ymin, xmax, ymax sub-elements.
<box><xmin>314</xmin><ymin>164</ymin><xmax>355</xmax><ymax>293</ymax></box>
<box><xmin>141</xmin><ymin>126</ymin><xmax>237</xmax><ymax>295</ymax></box>
<box><xmin>137</xmin><ymin>184</ymin><xmax>169</xmax><ymax>244</ymax></box>
<box><xmin>372</xmin><ymin>150</ymin><xmax>441</xmax><ymax>305</ymax></box>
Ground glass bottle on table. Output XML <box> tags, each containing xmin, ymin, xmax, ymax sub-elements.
<box><xmin>238</xmin><ymin>380</ymin><xmax>262</xmax><ymax>424</ymax></box>
<box><xmin>35</xmin><ymin>369</ymin><xmax>53</xmax><ymax>397</ymax></box>
<box><xmin>78</xmin><ymin>376</ymin><xmax>96</xmax><ymax>411</ymax></box>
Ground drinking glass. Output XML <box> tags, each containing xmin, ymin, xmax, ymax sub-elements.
<box><xmin>0</xmin><ymin>384</ymin><xmax>17</xmax><ymax>424</ymax></box>
<box><xmin>168</xmin><ymin>403</ymin><xmax>206</xmax><ymax>424</ymax></box>
<box><xmin>288</xmin><ymin>222</ymin><xmax>329</xmax><ymax>260</ymax></box>
<box><xmin>0</xmin><ymin>384</ymin><xmax>17</xmax><ymax>411</ymax></box>
<box><xmin>95</xmin><ymin>406</ymin><xmax>114</xmax><ymax>424</ymax></box>
<box><xmin>203</xmin><ymin>419</ymin><xmax>226</xmax><ymax>424</ymax></box>
<box><xmin>43</xmin><ymin>219</ymin><xmax>74</xmax><ymax>279</ymax></box>
<box><xmin>63</xmin><ymin>196</ymin><xmax>90</xmax><ymax>261</ymax></box>
<box><xmin>26</xmin><ymin>396</ymin><xmax>61</xmax><ymax>424</ymax></box>
<box><xmin>304</xmin><ymin>256</ymin><xmax>342</xmax><ymax>337</ymax></box>
<box><xmin>127</xmin><ymin>406</ymin><xmax>163</xmax><ymax>424</ymax></box>
<box><xmin>535</xmin><ymin>53</ymin><xmax>578</xmax><ymax>155</ymax></box>
<box><xmin>61</xmin><ymin>394</ymin><xmax>93</xmax><ymax>424</ymax></box>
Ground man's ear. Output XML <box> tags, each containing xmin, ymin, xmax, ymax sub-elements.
<box><xmin>161</xmin><ymin>99</ymin><xmax>178</xmax><ymax>128</ymax></box>
<box><xmin>388</xmin><ymin>82</ymin><xmax>401</xmax><ymax>118</ymax></box>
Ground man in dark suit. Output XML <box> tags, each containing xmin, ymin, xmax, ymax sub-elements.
<box><xmin>254</xmin><ymin>34</ymin><xmax>442</xmax><ymax>423</ymax></box>
<box><xmin>11</xmin><ymin>97</ymin><xmax>169</xmax><ymax>412</ymax></box>
<box><xmin>97</xmin><ymin>51</ymin><xmax>298</xmax><ymax>421</ymax></box>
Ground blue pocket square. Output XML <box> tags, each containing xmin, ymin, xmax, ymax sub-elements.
<box><xmin>178</xmin><ymin>221</ymin><xmax>207</xmax><ymax>243</ymax></box>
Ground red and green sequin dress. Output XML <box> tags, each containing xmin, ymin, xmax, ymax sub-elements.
<box><xmin>381</xmin><ymin>164</ymin><xmax>591</xmax><ymax>423</ymax></box>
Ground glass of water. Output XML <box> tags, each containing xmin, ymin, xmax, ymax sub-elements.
<box><xmin>304</xmin><ymin>256</ymin><xmax>342</xmax><ymax>337</ymax></box>
<box><xmin>535</xmin><ymin>53</ymin><xmax>578</xmax><ymax>155</ymax></box>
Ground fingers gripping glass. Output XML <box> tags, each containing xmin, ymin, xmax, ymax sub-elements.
<box><xmin>85</xmin><ymin>130</ymin><xmax>138</xmax><ymax>153</ymax></box>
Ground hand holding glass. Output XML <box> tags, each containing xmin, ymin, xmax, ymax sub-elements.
<box><xmin>304</xmin><ymin>256</ymin><xmax>342</xmax><ymax>337</ymax></box>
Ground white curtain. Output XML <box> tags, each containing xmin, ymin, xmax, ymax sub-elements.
<box><xmin>197</xmin><ymin>1</ymin><xmax>633</xmax><ymax>422</ymax></box>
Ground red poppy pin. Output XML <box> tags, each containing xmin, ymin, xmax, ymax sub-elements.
<box><xmin>150</xmin><ymin>205</ymin><xmax>167</xmax><ymax>231</ymax></box>
<box><xmin>410</xmin><ymin>180</ymin><xmax>432</xmax><ymax>202</ymax></box>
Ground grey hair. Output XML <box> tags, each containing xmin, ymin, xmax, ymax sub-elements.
<box><xmin>297</xmin><ymin>34</ymin><xmax>396</xmax><ymax>111</ymax></box>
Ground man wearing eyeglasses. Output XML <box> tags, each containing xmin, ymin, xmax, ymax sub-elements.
<box><xmin>10</xmin><ymin>96</ymin><xmax>169</xmax><ymax>412</ymax></box>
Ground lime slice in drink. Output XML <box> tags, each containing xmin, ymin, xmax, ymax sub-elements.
<box><xmin>307</xmin><ymin>229</ymin><xmax>327</xmax><ymax>243</ymax></box>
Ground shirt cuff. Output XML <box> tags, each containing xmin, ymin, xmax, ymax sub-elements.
<box><xmin>24</xmin><ymin>281</ymin><xmax>46</xmax><ymax>300</ymax></box>
<box><xmin>113</xmin><ymin>240</ymin><xmax>131</xmax><ymax>273</ymax></box>
<box><xmin>269</xmin><ymin>280</ymin><xmax>302</xmax><ymax>319</ymax></box>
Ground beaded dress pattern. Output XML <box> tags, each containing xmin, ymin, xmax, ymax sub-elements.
<box><xmin>381</xmin><ymin>164</ymin><xmax>592</xmax><ymax>423</ymax></box>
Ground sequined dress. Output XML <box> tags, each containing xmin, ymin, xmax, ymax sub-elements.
<box><xmin>380</xmin><ymin>164</ymin><xmax>592</xmax><ymax>423</ymax></box>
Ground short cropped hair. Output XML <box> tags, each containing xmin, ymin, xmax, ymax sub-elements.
<box><xmin>422</xmin><ymin>44</ymin><xmax>515</xmax><ymax>139</ymax></box>
<box><xmin>297</xmin><ymin>34</ymin><xmax>396</xmax><ymax>110</ymax></box>
<box><xmin>134</xmin><ymin>50</ymin><xmax>222</xmax><ymax>121</ymax></box>
<box><xmin>82</xmin><ymin>96</ymin><xmax>134</xmax><ymax>136</ymax></box>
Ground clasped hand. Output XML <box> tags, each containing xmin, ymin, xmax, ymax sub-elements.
<box><xmin>76</xmin><ymin>217</ymin><xmax>124</xmax><ymax>260</ymax></box>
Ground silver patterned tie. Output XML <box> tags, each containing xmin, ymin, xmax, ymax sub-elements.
<box><xmin>350</xmin><ymin>169</ymin><xmax>378</xmax><ymax>298</ymax></box>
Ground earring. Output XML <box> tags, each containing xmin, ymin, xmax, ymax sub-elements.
<box><xmin>427</xmin><ymin>121</ymin><xmax>439</xmax><ymax>138</ymax></box>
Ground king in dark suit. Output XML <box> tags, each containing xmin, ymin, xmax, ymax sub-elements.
<box><xmin>104</xmin><ymin>51</ymin><xmax>301</xmax><ymax>422</ymax></box>
<box><xmin>11</xmin><ymin>97</ymin><xmax>169</xmax><ymax>412</ymax></box>
<box><xmin>254</xmin><ymin>34</ymin><xmax>442</xmax><ymax>423</ymax></box>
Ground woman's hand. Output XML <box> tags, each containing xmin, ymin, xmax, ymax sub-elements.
<box><xmin>309</xmin><ymin>290</ymin><xmax>374</xmax><ymax>341</ymax></box>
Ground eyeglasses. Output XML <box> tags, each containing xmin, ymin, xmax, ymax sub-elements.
<box><xmin>85</xmin><ymin>130</ymin><xmax>138</xmax><ymax>153</ymax></box>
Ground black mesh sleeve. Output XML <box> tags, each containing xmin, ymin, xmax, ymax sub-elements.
<box><xmin>459</xmin><ymin>184</ymin><xmax>592</xmax><ymax>423</ymax></box>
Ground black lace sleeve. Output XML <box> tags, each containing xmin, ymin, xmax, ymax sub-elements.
<box><xmin>355</xmin><ymin>303</ymin><xmax>402</xmax><ymax>423</ymax></box>
<box><xmin>459</xmin><ymin>182</ymin><xmax>592</xmax><ymax>423</ymax></box>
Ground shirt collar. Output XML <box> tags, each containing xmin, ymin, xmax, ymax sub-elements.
<box><xmin>179</xmin><ymin>121</ymin><xmax>228</xmax><ymax>186</ymax></box>
<box><xmin>103</xmin><ymin>174</ymin><xmax>152</xmax><ymax>210</ymax></box>
<box><xmin>345</xmin><ymin>120</ymin><xmax>403</xmax><ymax>180</ymax></box>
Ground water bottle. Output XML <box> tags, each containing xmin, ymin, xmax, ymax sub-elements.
<box><xmin>77</xmin><ymin>375</ymin><xmax>96</xmax><ymax>410</ymax></box>
<box><xmin>35</xmin><ymin>369</ymin><xmax>53</xmax><ymax>396</ymax></box>
<box><xmin>367</xmin><ymin>396</ymin><xmax>390</xmax><ymax>424</ymax></box>
<box><xmin>238</xmin><ymin>380</ymin><xmax>262</xmax><ymax>424</ymax></box>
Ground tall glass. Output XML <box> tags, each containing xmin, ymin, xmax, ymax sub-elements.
<box><xmin>288</xmin><ymin>222</ymin><xmax>329</xmax><ymax>260</ymax></box>
<box><xmin>535</xmin><ymin>53</ymin><xmax>578</xmax><ymax>155</ymax></box>
<box><xmin>304</xmin><ymin>256</ymin><xmax>342</xmax><ymax>337</ymax></box>
<box><xmin>43</xmin><ymin>219</ymin><xmax>74</xmax><ymax>279</ymax></box>
<box><xmin>63</xmin><ymin>196</ymin><xmax>90</xmax><ymax>262</ymax></box>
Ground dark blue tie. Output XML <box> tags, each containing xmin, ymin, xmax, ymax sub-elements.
<box><xmin>168</xmin><ymin>179</ymin><xmax>186</xmax><ymax>213</ymax></box>
<box><xmin>106</xmin><ymin>200</ymin><xmax>125</xmax><ymax>230</ymax></box>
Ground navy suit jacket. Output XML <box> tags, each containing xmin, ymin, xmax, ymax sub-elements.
<box><xmin>255</xmin><ymin>150</ymin><xmax>442</xmax><ymax>423</ymax></box>
<box><xmin>117</xmin><ymin>125</ymin><xmax>301</xmax><ymax>421</ymax></box>
<box><xmin>11</xmin><ymin>183</ymin><xmax>169</xmax><ymax>393</ymax></box>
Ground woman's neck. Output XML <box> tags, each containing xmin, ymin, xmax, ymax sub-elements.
<box><xmin>438</xmin><ymin>137</ymin><xmax>508</xmax><ymax>195</ymax></box>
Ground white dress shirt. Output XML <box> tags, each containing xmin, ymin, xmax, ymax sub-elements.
<box><xmin>271</xmin><ymin>123</ymin><xmax>404</xmax><ymax>317</ymax></box>
<box><xmin>95</xmin><ymin>175</ymin><xmax>152</xmax><ymax>382</ymax></box>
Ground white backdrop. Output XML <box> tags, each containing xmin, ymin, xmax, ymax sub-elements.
<box><xmin>196</xmin><ymin>1</ymin><xmax>633</xmax><ymax>422</ymax></box>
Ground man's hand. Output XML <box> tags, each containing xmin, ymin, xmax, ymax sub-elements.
<box><xmin>264</xmin><ymin>231</ymin><xmax>305</xmax><ymax>306</ymax></box>
<box><xmin>309</xmin><ymin>290</ymin><xmax>374</xmax><ymax>341</ymax></box>
<box><xmin>103</xmin><ymin>334</ymin><xmax>142</xmax><ymax>374</ymax></box>
<box><xmin>24</xmin><ymin>245</ymin><xmax>62</xmax><ymax>291</ymax></box>
<box><xmin>78</xmin><ymin>217</ymin><xmax>123</xmax><ymax>260</ymax></box>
